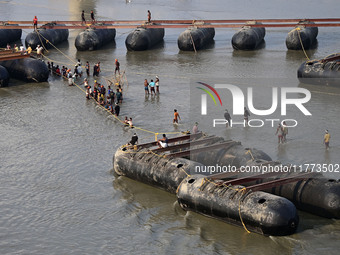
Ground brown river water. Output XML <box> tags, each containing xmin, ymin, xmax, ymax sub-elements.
<box><xmin>1</xmin><ymin>0</ymin><xmax>340</xmax><ymax>254</ymax></box>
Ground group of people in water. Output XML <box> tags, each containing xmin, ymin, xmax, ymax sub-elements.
<box><xmin>85</xmin><ymin>81</ymin><xmax>124</xmax><ymax>117</ymax></box>
<box><xmin>45</xmin><ymin>56</ymin><xmax>131</xmax><ymax>129</ymax></box>
<box><xmin>144</xmin><ymin>76</ymin><xmax>160</xmax><ymax>95</ymax></box>
<box><xmin>47</xmin><ymin>59</ymin><xmax>103</xmax><ymax>85</ymax></box>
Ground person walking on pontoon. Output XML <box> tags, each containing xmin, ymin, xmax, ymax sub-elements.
<box><xmin>81</xmin><ymin>10</ymin><xmax>86</xmax><ymax>25</ymax></box>
<box><xmin>33</xmin><ymin>16</ymin><xmax>38</xmax><ymax>30</ymax></box>
<box><xmin>147</xmin><ymin>10</ymin><xmax>151</xmax><ymax>23</ymax></box>
<box><xmin>91</xmin><ymin>10</ymin><xmax>95</xmax><ymax>23</ymax></box>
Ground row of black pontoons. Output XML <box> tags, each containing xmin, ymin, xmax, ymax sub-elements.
<box><xmin>1</xmin><ymin>21</ymin><xmax>339</xmax><ymax>86</ymax></box>
<box><xmin>0</xmin><ymin>21</ymin><xmax>320</xmax><ymax>52</ymax></box>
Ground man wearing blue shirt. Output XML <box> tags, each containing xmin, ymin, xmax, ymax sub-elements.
<box><xmin>149</xmin><ymin>79</ymin><xmax>155</xmax><ymax>95</ymax></box>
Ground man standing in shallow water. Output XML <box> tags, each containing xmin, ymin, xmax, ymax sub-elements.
<box><xmin>324</xmin><ymin>130</ymin><xmax>331</xmax><ymax>150</ymax></box>
<box><xmin>144</xmin><ymin>79</ymin><xmax>149</xmax><ymax>95</ymax></box>
<box><xmin>224</xmin><ymin>109</ymin><xmax>231</xmax><ymax>127</ymax></box>
<box><xmin>173</xmin><ymin>109</ymin><xmax>180</xmax><ymax>124</ymax></box>
<box><xmin>149</xmin><ymin>79</ymin><xmax>155</xmax><ymax>95</ymax></box>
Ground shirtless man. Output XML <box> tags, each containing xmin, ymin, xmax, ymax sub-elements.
<box><xmin>144</xmin><ymin>79</ymin><xmax>149</xmax><ymax>95</ymax></box>
<box><xmin>115</xmin><ymin>59</ymin><xmax>120</xmax><ymax>75</ymax></box>
<box><xmin>173</xmin><ymin>109</ymin><xmax>181</xmax><ymax>124</ymax></box>
<box><xmin>275</xmin><ymin>124</ymin><xmax>284</xmax><ymax>144</ymax></box>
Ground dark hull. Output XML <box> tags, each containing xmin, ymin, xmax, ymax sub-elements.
<box><xmin>125</xmin><ymin>27</ymin><xmax>164</xmax><ymax>51</ymax></box>
<box><xmin>113</xmin><ymin>145</ymin><xmax>299</xmax><ymax>236</ymax></box>
<box><xmin>75</xmin><ymin>28</ymin><xmax>116</xmax><ymax>51</ymax></box>
<box><xmin>0</xmin><ymin>26</ymin><xmax>22</xmax><ymax>47</ymax></box>
<box><xmin>232</xmin><ymin>27</ymin><xmax>265</xmax><ymax>50</ymax></box>
<box><xmin>178</xmin><ymin>27</ymin><xmax>215</xmax><ymax>51</ymax></box>
<box><xmin>25</xmin><ymin>25</ymin><xmax>69</xmax><ymax>49</ymax></box>
<box><xmin>0</xmin><ymin>58</ymin><xmax>49</xmax><ymax>82</ymax></box>
<box><xmin>189</xmin><ymin>136</ymin><xmax>340</xmax><ymax>219</ymax></box>
<box><xmin>0</xmin><ymin>65</ymin><xmax>10</xmax><ymax>87</ymax></box>
<box><xmin>286</xmin><ymin>21</ymin><xmax>318</xmax><ymax>50</ymax></box>
<box><xmin>178</xmin><ymin>175</ymin><xmax>298</xmax><ymax>236</ymax></box>
<box><xmin>298</xmin><ymin>55</ymin><xmax>340</xmax><ymax>86</ymax></box>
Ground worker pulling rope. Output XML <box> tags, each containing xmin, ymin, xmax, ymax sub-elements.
<box><xmin>38</xmin><ymin>36</ymin><xmax>184</xmax><ymax>139</ymax></box>
<box><xmin>35</xmin><ymin>30</ymin><xmax>255</xmax><ymax>235</ymax></box>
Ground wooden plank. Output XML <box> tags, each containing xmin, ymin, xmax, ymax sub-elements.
<box><xmin>167</xmin><ymin>141</ymin><xmax>239</xmax><ymax>158</ymax></box>
<box><xmin>2</xmin><ymin>18</ymin><xmax>340</xmax><ymax>25</ymax></box>
<box><xmin>132</xmin><ymin>132</ymin><xmax>203</xmax><ymax>150</ymax></box>
<box><xmin>246</xmin><ymin>172</ymin><xmax>317</xmax><ymax>192</ymax></box>
<box><xmin>151</xmin><ymin>136</ymin><xmax>222</xmax><ymax>153</ymax></box>
<box><xmin>0</xmin><ymin>50</ymin><xmax>15</xmax><ymax>55</ymax></box>
<box><xmin>0</xmin><ymin>54</ymin><xmax>30</xmax><ymax>61</ymax></box>
<box><xmin>1</xmin><ymin>23</ymin><xmax>340</xmax><ymax>29</ymax></box>
<box><xmin>153</xmin><ymin>18</ymin><xmax>340</xmax><ymax>23</ymax></box>
<box><xmin>321</xmin><ymin>55</ymin><xmax>340</xmax><ymax>63</ymax></box>
<box><xmin>219</xmin><ymin>171</ymin><xmax>282</xmax><ymax>186</ymax></box>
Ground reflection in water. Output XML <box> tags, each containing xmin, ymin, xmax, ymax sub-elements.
<box><xmin>112</xmin><ymin>175</ymin><xmax>296</xmax><ymax>255</ymax></box>
<box><xmin>2</xmin><ymin>1</ymin><xmax>340</xmax><ymax>254</ymax></box>
<box><xmin>232</xmin><ymin>41</ymin><xmax>266</xmax><ymax>58</ymax></box>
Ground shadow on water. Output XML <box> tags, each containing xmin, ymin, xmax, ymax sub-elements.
<box><xmin>177</xmin><ymin>40</ymin><xmax>216</xmax><ymax>54</ymax></box>
<box><xmin>150</xmin><ymin>40</ymin><xmax>165</xmax><ymax>50</ymax></box>
<box><xmin>298</xmin><ymin>79</ymin><xmax>340</xmax><ymax>89</ymax></box>
<box><xmin>125</xmin><ymin>40</ymin><xmax>165</xmax><ymax>55</ymax></box>
<box><xmin>112</xmin><ymin>174</ymin><xmax>310</xmax><ymax>254</ymax></box>
<box><xmin>231</xmin><ymin>40</ymin><xmax>266</xmax><ymax>58</ymax></box>
<box><xmin>125</xmin><ymin>44</ymin><xmax>167</xmax><ymax>65</ymax></box>
<box><xmin>56</xmin><ymin>39</ymin><xmax>70</xmax><ymax>50</ymax></box>
<box><xmin>75</xmin><ymin>40</ymin><xmax>117</xmax><ymax>61</ymax></box>
<box><xmin>285</xmin><ymin>40</ymin><xmax>318</xmax><ymax>62</ymax></box>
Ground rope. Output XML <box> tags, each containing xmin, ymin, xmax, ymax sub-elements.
<box><xmin>36</xmin><ymin>30</ymin><xmax>77</xmax><ymax>65</ymax></box>
<box><xmin>36</xmin><ymin>30</ymin><xmax>49</xmax><ymax>53</ymax></box>
<box><xmin>296</xmin><ymin>27</ymin><xmax>310</xmax><ymax>61</ymax></box>
<box><xmin>238</xmin><ymin>188</ymin><xmax>251</xmax><ymax>233</ymax></box>
<box><xmin>33</xmin><ymin>38</ymin><xmax>184</xmax><ymax>137</ymax></box>
<box><xmin>196</xmin><ymin>176</ymin><xmax>251</xmax><ymax>234</ymax></box>
<box><xmin>189</xmin><ymin>31</ymin><xmax>197</xmax><ymax>53</ymax></box>
<box><xmin>245</xmin><ymin>149</ymin><xmax>255</xmax><ymax>161</ymax></box>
